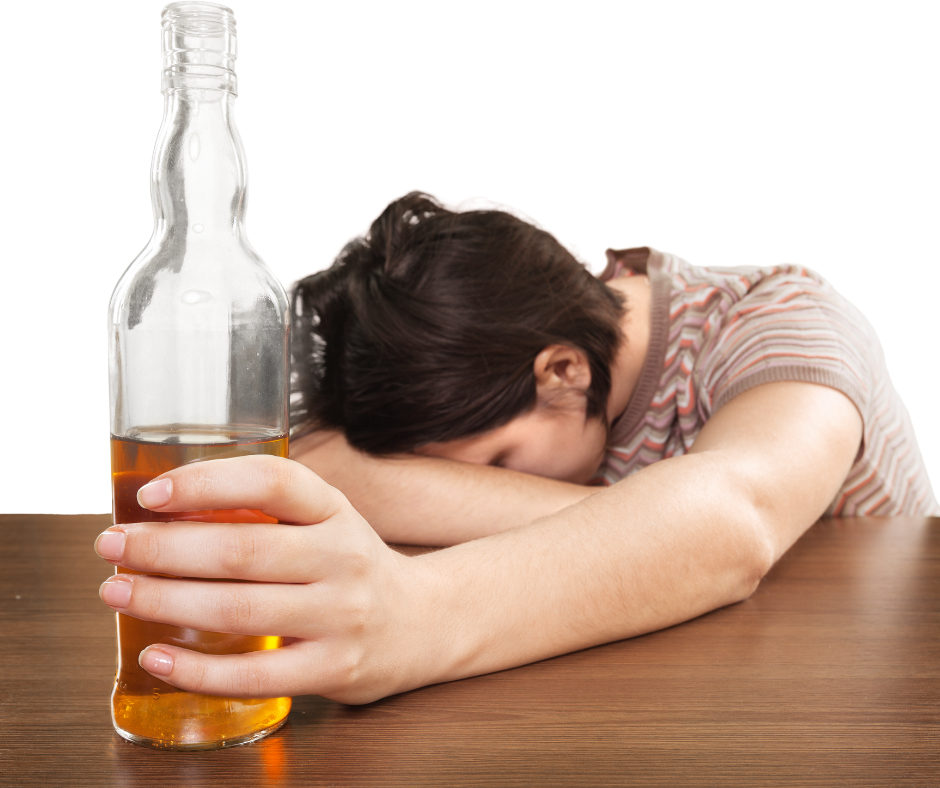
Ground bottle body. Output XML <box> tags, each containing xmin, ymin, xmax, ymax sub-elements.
<box><xmin>108</xmin><ymin>2</ymin><xmax>291</xmax><ymax>749</ymax></box>
<box><xmin>110</xmin><ymin>431</ymin><xmax>290</xmax><ymax>749</ymax></box>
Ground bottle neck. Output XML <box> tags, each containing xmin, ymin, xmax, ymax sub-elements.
<box><xmin>150</xmin><ymin>89</ymin><xmax>247</xmax><ymax>239</ymax></box>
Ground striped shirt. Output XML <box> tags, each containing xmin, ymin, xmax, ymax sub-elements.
<box><xmin>595</xmin><ymin>247</ymin><xmax>939</xmax><ymax>516</ymax></box>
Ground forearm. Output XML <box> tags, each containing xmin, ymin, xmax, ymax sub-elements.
<box><xmin>410</xmin><ymin>451</ymin><xmax>774</xmax><ymax>687</ymax></box>
<box><xmin>291</xmin><ymin>431</ymin><xmax>598</xmax><ymax>546</ymax></box>
<box><xmin>406</xmin><ymin>382</ymin><xmax>861</xmax><ymax>691</ymax></box>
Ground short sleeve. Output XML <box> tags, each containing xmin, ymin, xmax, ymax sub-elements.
<box><xmin>695</xmin><ymin>268</ymin><xmax>877</xmax><ymax>421</ymax></box>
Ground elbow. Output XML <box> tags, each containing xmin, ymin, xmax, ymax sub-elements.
<box><xmin>733</xmin><ymin>510</ymin><xmax>777</xmax><ymax>602</ymax></box>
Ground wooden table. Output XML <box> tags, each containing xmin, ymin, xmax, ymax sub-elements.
<box><xmin>1</xmin><ymin>514</ymin><xmax>937</xmax><ymax>787</ymax></box>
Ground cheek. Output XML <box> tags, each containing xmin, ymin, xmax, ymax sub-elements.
<box><xmin>568</xmin><ymin>425</ymin><xmax>608</xmax><ymax>483</ymax></box>
<box><xmin>513</xmin><ymin>419</ymin><xmax>607</xmax><ymax>483</ymax></box>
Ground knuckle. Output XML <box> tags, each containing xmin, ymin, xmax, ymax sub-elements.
<box><xmin>177</xmin><ymin>462</ymin><xmax>215</xmax><ymax>502</ymax></box>
<box><xmin>134</xmin><ymin>528</ymin><xmax>163</xmax><ymax>570</ymax></box>
<box><xmin>263</xmin><ymin>457</ymin><xmax>295</xmax><ymax>500</ymax></box>
<box><xmin>328</xmin><ymin>646</ymin><xmax>364</xmax><ymax>691</ymax></box>
<box><xmin>187</xmin><ymin>659</ymin><xmax>209</xmax><ymax>693</ymax></box>
<box><xmin>232</xmin><ymin>658</ymin><xmax>271</xmax><ymax>697</ymax></box>
<box><xmin>329</xmin><ymin>487</ymin><xmax>353</xmax><ymax>518</ymax></box>
<box><xmin>192</xmin><ymin>463</ymin><xmax>217</xmax><ymax>497</ymax></box>
<box><xmin>219</xmin><ymin>528</ymin><xmax>263</xmax><ymax>577</ymax></box>
<box><xmin>142</xmin><ymin>580</ymin><xmax>165</xmax><ymax>621</ymax></box>
<box><xmin>217</xmin><ymin>586</ymin><xmax>254</xmax><ymax>633</ymax></box>
<box><xmin>342</xmin><ymin>590</ymin><xmax>372</xmax><ymax>635</ymax></box>
<box><xmin>343</xmin><ymin>542</ymin><xmax>374</xmax><ymax>579</ymax></box>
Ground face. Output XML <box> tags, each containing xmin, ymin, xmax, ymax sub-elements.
<box><xmin>417</xmin><ymin>399</ymin><xmax>608</xmax><ymax>484</ymax></box>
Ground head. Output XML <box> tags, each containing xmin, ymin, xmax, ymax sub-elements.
<box><xmin>290</xmin><ymin>192</ymin><xmax>625</xmax><ymax>482</ymax></box>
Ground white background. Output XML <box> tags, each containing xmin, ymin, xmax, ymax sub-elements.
<box><xmin>1</xmin><ymin>1</ymin><xmax>937</xmax><ymax>514</ymax></box>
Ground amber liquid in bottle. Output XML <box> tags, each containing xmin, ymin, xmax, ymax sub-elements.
<box><xmin>110</xmin><ymin>427</ymin><xmax>292</xmax><ymax>749</ymax></box>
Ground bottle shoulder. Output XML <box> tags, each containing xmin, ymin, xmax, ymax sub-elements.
<box><xmin>109</xmin><ymin>231</ymin><xmax>288</xmax><ymax>331</ymax></box>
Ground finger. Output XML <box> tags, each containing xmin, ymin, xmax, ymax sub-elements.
<box><xmin>136</xmin><ymin>455</ymin><xmax>347</xmax><ymax>525</ymax></box>
<box><xmin>96</xmin><ymin>521</ymin><xmax>320</xmax><ymax>582</ymax></box>
<box><xmin>99</xmin><ymin>574</ymin><xmax>310</xmax><ymax>637</ymax></box>
<box><xmin>96</xmin><ymin>504</ymin><xmax>371</xmax><ymax>582</ymax></box>
<box><xmin>137</xmin><ymin>640</ymin><xmax>373</xmax><ymax>702</ymax></box>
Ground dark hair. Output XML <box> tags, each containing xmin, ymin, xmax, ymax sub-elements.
<box><xmin>290</xmin><ymin>192</ymin><xmax>625</xmax><ymax>454</ymax></box>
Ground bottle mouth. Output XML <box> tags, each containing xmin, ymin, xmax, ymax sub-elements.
<box><xmin>161</xmin><ymin>1</ymin><xmax>237</xmax><ymax>95</ymax></box>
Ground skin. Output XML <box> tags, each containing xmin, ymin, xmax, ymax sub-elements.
<box><xmin>95</xmin><ymin>273</ymin><xmax>864</xmax><ymax>704</ymax></box>
<box><xmin>417</xmin><ymin>346</ymin><xmax>608</xmax><ymax>483</ymax></box>
<box><xmin>287</xmin><ymin>274</ymin><xmax>650</xmax><ymax>546</ymax></box>
<box><xmin>413</xmin><ymin>274</ymin><xmax>648</xmax><ymax>484</ymax></box>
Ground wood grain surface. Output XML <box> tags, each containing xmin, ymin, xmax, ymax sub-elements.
<box><xmin>0</xmin><ymin>514</ymin><xmax>937</xmax><ymax>787</ymax></box>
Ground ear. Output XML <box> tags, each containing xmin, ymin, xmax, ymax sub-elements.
<box><xmin>533</xmin><ymin>345</ymin><xmax>592</xmax><ymax>398</ymax></box>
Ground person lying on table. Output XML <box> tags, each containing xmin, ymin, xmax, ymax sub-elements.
<box><xmin>95</xmin><ymin>192</ymin><xmax>939</xmax><ymax>704</ymax></box>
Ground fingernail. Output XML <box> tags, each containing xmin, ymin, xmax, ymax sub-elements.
<box><xmin>138</xmin><ymin>478</ymin><xmax>172</xmax><ymax>510</ymax></box>
<box><xmin>99</xmin><ymin>575</ymin><xmax>133</xmax><ymax>609</ymax></box>
<box><xmin>140</xmin><ymin>646</ymin><xmax>174</xmax><ymax>676</ymax></box>
<box><xmin>94</xmin><ymin>529</ymin><xmax>126</xmax><ymax>562</ymax></box>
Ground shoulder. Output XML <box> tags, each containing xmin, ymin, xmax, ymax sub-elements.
<box><xmin>676</xmin><ymin>261</ymin><xmax>880</xmax><ymax>420</ymax></box>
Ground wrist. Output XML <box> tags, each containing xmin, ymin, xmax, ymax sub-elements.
<box><xmin>389</xmin><ymin>546</ymin><xmax>467</xmax><ymax>693</ymax></box>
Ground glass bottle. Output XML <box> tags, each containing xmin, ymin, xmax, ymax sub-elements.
<box><xmin>107</xmin><ymin>1</ymin><xmax>291</xmax><ymax>750</ymax></box>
